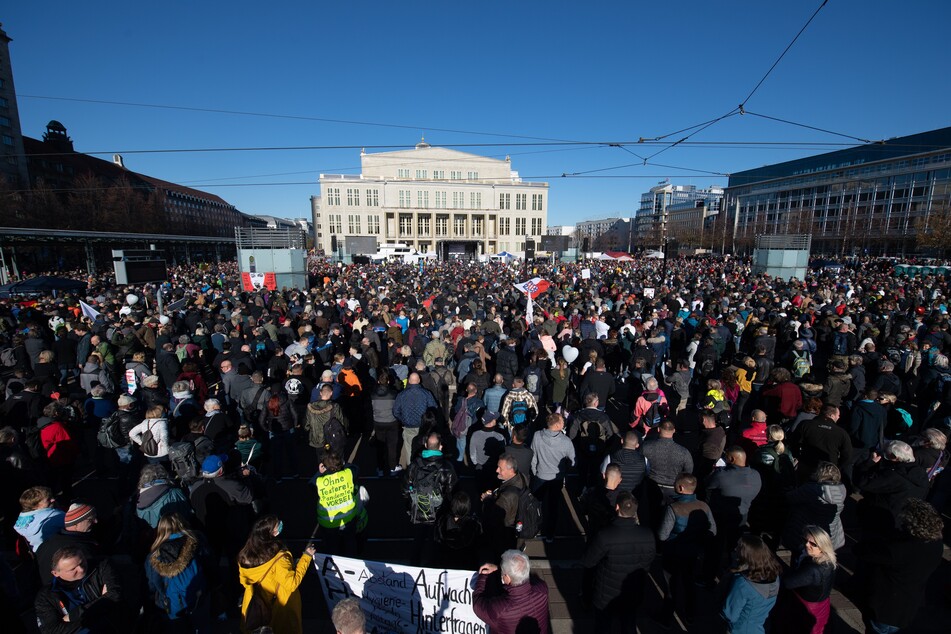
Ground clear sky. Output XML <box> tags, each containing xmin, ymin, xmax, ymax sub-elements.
<box><xmin>4</xmin><ymin>1</ymin><xmax>950</xmax><ymax>225</ymax></box>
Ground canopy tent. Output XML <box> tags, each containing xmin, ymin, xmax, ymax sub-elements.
<box><xmin>492</xmin><ymin>251</ymin><xmax>517</xmax><ymax>259</ymax></box>
<box><xmin>0</xmin><ymin>275</ymin><xmax>87</xmax><ymax>297</ymax></box>
<box><xmin>603</xmin><ymin>251</ymin><xmax>634</xmax><ymax>261</ymax></box>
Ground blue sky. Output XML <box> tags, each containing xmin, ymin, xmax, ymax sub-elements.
<box><xmin>5</xmin><ymin>1</ymin><xmax>950</xmax><ymax>225</ymax></box>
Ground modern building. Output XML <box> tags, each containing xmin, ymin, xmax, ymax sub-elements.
<box><xmin>313</xmin><ymin>142</ymin><xmax>549</xmax><ymax>260</ymax></box>
<box><xmin>0</xmin><ymin>24</ymin><xmax>28</xmax><ymax>187</ymax></box>
<box><xmin>19</xmin><ymin>121</ymin><xmax>249</xmax><ymax>237</ymax></box>
<box><xmin>636</xmin><ymin>182</ymin><xmax>723</xmax><ymax>247</ymax></box>
<box><xmin>576</xmin><ymin>216</ymin><xmax>631</xmax><ymax>248</ymax></box>
<box><xmin>724</xmin><ymin>127</ymin><xmax>951</xmax><ymax>255</ymax></box>
<box><xmin>666</xmin><ymin>201</ymin><xmax>721</xmax><ymax>249</ymax></box>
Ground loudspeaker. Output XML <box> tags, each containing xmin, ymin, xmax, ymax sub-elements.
<box><xmin>582</xmin><ymin>237</ymin><xmax>590</xmax><ymax>252</ymax></box>
<box><xmin>525</xmin><ymin>239</ymin><xmax>535</xmax><ymax>260</ymax></box>
<box><xmin>330</xmin><ymin>236</ymin><xmax>338</xmax><ymax>253</ymax></box>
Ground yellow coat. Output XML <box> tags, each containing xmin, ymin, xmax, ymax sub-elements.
<box><xmin>238</xmin><ymin>550</ymin><xmax>312</xmax><ymax>634</ymax></box>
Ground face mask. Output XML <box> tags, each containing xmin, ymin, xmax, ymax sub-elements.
<box><xmin>275</xmin><ymin>521</ymin><xmax>283</xmax><ymax>536</ymax></box>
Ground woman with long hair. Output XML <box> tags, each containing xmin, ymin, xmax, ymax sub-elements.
<box><xmin>721</xmin><ymin>535</ymin><xmax>781</xmax><ymax>634</ymax></box>
<box><xmin>549</xmin><ymin>357</ymin><xmax>571</xmax><ymax>410</ymax></box>
<box><xmin>777</xmin><ymin>526</ymin><xmax>836</xmax><ymax>634</ymax></box>
<box><xmin>238</xmin><ymin>515</ymin><xmax>316</xmax><ymax>634</ymax></box>
<box><xmin>145</xmin><ymin>512</ymin><xmax>210</xmax><ymax>633</ymax></box>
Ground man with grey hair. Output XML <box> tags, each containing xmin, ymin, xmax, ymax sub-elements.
<box><xmin>202</xmin><ymin>398</ymin><xmax>233</xmax><ymax>451</ymax></box>
<box><xmin>331</xmin><ymin>597</ymin><xmax>366</xmax><ymax>634</ymax></box>
<box><xmin>474</xmin><ymin>549</ymin><xmax>551</xmax><ymax>634</ymax></box>
<box><xmin>856</xmin><ymin>440</ymin><xmax>929</xmax><ymax>535</ymax></box>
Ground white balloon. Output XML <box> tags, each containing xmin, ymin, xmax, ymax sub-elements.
<box><xmin>158</xmin><ymin>315</ymin><xmax>170</xmax><ymax>325</ymax></box>
<box><xmin>562</xmin><ymin>345</ymin><xmax>579</xmax><ymax>364</ymax></box>
<box><xmin>119</xmin><ymin>306</ymin><xmax>132</xmax><ymax>317</ymax></box>
<box><xmin>126</xmin><ymin>294</ymin><xmax>139</xmax><ymax>306</ymax></box>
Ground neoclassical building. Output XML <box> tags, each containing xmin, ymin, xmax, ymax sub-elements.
<box><xmin>312</xmin><ymin>142</ymin><xmax>549</xmax><ymax>259</ymax></box>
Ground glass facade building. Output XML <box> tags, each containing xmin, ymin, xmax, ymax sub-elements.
<box><xmin>723</xmin><ymin>127</ymin><xmax>951</xmax><ymax>255</ymax></box>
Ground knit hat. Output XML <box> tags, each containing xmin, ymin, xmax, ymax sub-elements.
<box><xmin>64</xmin><ymin>503</ymin><xmax>96</xmax><ymax>527</ymax></box>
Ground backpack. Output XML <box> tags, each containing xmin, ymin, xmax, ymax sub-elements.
<box><xmin>140</xmin><ymin>421</ymin><xmax>160</xmax><ymax>457</ymax></box>
<box><xmin>514</xmin><ymin>486</ymin><xmax>543</xmax><ymax>538</ymax></box>
<box><xmin>168</xmin><ymin>441</ymin><xmax>199</xmax><ymax>483</ymax></box>
<box><xmin>0</xmin><ymin>348</ymin><xmax>16</xmax><ymax>367</ymax></box>
<box><xmin>25</xmin><ymin>426</ymin><xmax>44</xmax><ymax>460</ymax></box>
<box><xmin>408</xmin><ymin>463</ymin><xmax>446</xmax><ymax>524</ymax></box>
<box><xmin>524</xmin><ymin>367</ymin><xmax>542</xmax><ymax>396</ymax></box>
<box><xmin>699</xmin><ymin>355</ymin><xmax>715</xmax><ymax>377</ymax></box>
<box><xmin>451</xmin><ymin>400</ymin><xmax>473</xmax><ymax>439</ymax></box>
<box><xmin>322</xmin><ymin>416</ymin><xmax>347</xmax><ymax>458</ymax></box>
<box><xmin>509</xmin><ymin>396</ymin><xmax>530</xmax><ymax>426</ymax></box>
<box><xmin>243</xmin><ymin>386</ymin><xmax>269</xmax><ymax>425</ymax></box>
<box><xmin>97</xmin><ymin>411</ymin><xmax>125</xmax><ymax>449</ymax></box>
<box><xmin>640</xmin><ymin>399</ymin><xmax>668</xmax><ymax>429</ymax></box>
<box><xmin>791</xmin><ymin>350</ymin><xmax>811</xmax><ymax>379</ymax></box>
<box><xmin>833</xmin><ymin>332</ymin><xmax>849</xmax><ymax>355</ymax></box>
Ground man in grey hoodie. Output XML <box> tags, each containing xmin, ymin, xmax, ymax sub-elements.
<box><xmin>531</xmin><ymin>412</ymin><xmax>576</xmax><ymax>543</ymax></box>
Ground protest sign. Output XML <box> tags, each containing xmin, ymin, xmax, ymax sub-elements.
<box><xmin>313</xmin><ymin>554</ymin><xmax>485</xmax><ymax>634</ymax></box>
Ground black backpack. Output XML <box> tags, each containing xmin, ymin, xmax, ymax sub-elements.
<box><xmin>168</xmin><ymin>441</ymin><xmax>199</xmax><ymax>483</ymax></box>
<box><xmin>323</xmin><ymin>416</ymin><xmax>347</xmax><ymax>458</ymax></box>
<box><xmin>97</xmin><ymin>411</ymin><xmax>125</xmax><ymax>449</ymax></box>
<box><xmin>25</xmin><ymin>426</ymin><xmax>44</xmax><ymax>460</ymax></box>
<box><xmin>641</xmin><ymin>399</ymin><xmax>668</xmax><ymax>429</ymax></box>
<box><xmin>515</xmin><ymin>486</ymin><xmax>543</xmax><ymax>538</ymax></box>
<box><xmin>408</xmin><ymin>463</ymin><xmax>446</xmax><ymax>524</ymax></box>
<box><xmin>140</xmin><ymin>421</ymin><xmax>160</xmax><ymax>457</ymax></box>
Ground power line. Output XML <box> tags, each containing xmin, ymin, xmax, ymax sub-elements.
<box><xmin>742</xmin><ymin>110</ymin><xmax>878</xmax><ymax>144</ymax></box>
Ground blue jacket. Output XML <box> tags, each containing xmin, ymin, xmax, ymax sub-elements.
<box><xmin>145</xmin><ymin>532</ymin><xmax>207</xmax><ymax>621</ymax></box>
<box><xmin>721</xmin><ymin>573</ymin><xmax>779</xmax><ymax>634</ymax></box>
<box><xmin>393</xmin><ymin>384</ymin><xmax>437</xmax><ymax>428</ymax></box>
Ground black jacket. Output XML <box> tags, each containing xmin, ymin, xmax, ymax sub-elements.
<box><xmin>608</xmin><ymin>447</ymin><xmax>647</xmax><ymax>495</ymax></box>
<box><xmin>35</xmin><ymin>558</ymin><xmax>124</xmax><ymax>634</ymax></box>
<box><xmin>581</xmin><ymin>516</ymin><xmax>656</xmax><ymax>610</ymax></box>
<box><xmin>857</xmin><ymin>460</ymin><xmax>929</xmax><ymax>530</ymax></box>
<box><xmin>35</xmin><ymin>529</ymin><xmax>101</xmax><ymax>585</ymax></box>
<box><xmin>495</xmin><ymin>346</ymin><xmax>519</xmax><ymax>387</ymax></box>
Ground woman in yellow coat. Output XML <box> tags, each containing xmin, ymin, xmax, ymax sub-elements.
<box><xmin>238</xmin><ymin>515</ymin><xmax>317</xmax><ymax>634</ymax></box>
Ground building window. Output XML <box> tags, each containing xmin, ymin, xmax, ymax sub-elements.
<box><xmin>368</xmin><ymin>215</ymin><xmax>380</xmax><ymax>233</ymax></box>
<box><xmin>367</xmin><ymin>189</ymin><xmax>380</xmax><ymax>206</ymax></box>
<box><xmin>435</xmin><ymin>191</ymin><xmax>447</xmax><ymax>209</ymax></box>
<box><xmin>0</xmin><ymin>116</ymin><xmax>10</xmax><ymax>127</ymax></box>
<box><xmin>467</xmin><ymin>171</ymin><xmax>479</xmax><ymax>180</ymax></box>
<box><xmin>500</xmin><ymin>193</ymin><xmax>511</xmax><ymax>210</ymax></box>
<box><xmin>330</xmin><ymin>214</ymin><xmax>343</xmax><ymax>233</ymax></box>
<box><xmin>417</xmin><ymin>215</ymin><xmax>430</xmax><ymax>236</ymax></box>
<box><xmin>415</xmin><ymin>170</ymin><xmax>427</xmax><ymax>179</ymax></box>
<box><xmin>399</xmin><ymin>190</ymin><xmax>411</xmax><ymax>208</ymax></box>
<box><xmin>500</xmin><ymin>217</ymin><xmax>510</xmax><ymax>235</ymax></box>
<box><xmin>516</xmin><ymin>193</ymin><xmax>527</xmax><ymax>211</ymax></box>
<box><xmin>326</xmin><ymin>188</ymin><xmax>341</xmax><ymax>206</ymax></box>
<box><xmin>1</xmin><ymin>135</ymin><xmax>12</xmax><ymax>147</ymax></box>
<box><xmin>470</xmin><ymin>192</ymin><xmax>481</xmax><ymax>209</ymax></box>
<box><xmin>347</xmin><ymin>188</ymin><xmax>360</xmax><ymax>206</ymax></box>
<box><xmin>348</xmin><ymin>214</ymin><xmax>361</xmax><ymax>233</ymax></box>
<box><xmin>417</xmin><ymin>191</ymin><xmax>429</xmax><ymax>208</ymax></box>
<box><xmin>399</xmin><ymin>214</ymin><xmax>413</xmax><ymax>236</ymax></box>
<box><xmin>531</xmin><ymin>218</ymin><xmax>542</xmax><ymax>234</ymax></box>
<box><xmin>532</xmin><ymin>194</ymin><xmax>544</xmax><ymax>211</ymax></box>
<box><xmin>398</xmin><ymin>168</ymin><xmax>410</xmax><ymax>178</ymax></box>
<box><xmin>472</xmin><ymin>216</ymin><xmax>483</xmax><ymax>237</ymax></box>
<box><xmin>515</xmin><ymin>218</ymin><xmax>526</xmax><ymax>234</ymax></box>
<box><xmin>432</xmin><ymin>170</ymin><xmax>445</xmax><ymax>179</ymax></box>
<box><xmin>452</xmin><ymin>192</ymin><xmax>465</xmax><ymax>209</ymax></box>
<box><xmin>0</xmin><ymin>97</ymin><xmax>7</xmax><ymax>107</ymax></box>
<box><xmin>436</xmin><ymin>215</ymin><xmax>448</xmax><ymax>236</ymax></box>
<box><xmin>454</xmin><ymin>215</ymin><xmax>467</xmax><ymax>237</ymax></box>
<box><xmin>450</xmin><ymin>170</ymin><xmax>462</xmax><ymax>180</ymax></box>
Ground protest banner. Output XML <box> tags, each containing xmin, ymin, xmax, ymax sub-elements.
<box><xmin>312</xmin><ymin>554</ymin><xmax>485</xmax><ymax>634</ymax></box>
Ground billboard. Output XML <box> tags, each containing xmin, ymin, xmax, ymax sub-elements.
<box><xmin>345</xmin><ymin>236</ymin><xmax>378</xmax><ymax>255</ymax></box>
<box><xmin>541</xmin><ymin>235</ymin><xmax>570</xmax><ymax>252</ymax></box>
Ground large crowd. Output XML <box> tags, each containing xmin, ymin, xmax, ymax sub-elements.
<box><xmin>0</xmin><ymin>253</ymin><xmax>949</xmax><ymax>634</ymax></box>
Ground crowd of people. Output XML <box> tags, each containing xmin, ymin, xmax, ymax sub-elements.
<box><xmin>0</xmin><ymin>253</ymin><xmax>948</xmax><ymax>634</ymax></box>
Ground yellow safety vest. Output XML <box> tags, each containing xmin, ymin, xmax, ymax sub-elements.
<box><xmin>315</xmin><ymin>468</ymin><xmax>363</xmax><ymax>529</ymax></box>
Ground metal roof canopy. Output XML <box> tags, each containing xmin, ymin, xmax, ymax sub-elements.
<box><xmin>0</xmin><ymin>226</ymin><xmax>234</xmax><ymax>244</ymax></box>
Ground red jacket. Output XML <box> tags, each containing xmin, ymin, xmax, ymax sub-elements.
<box><xmin>39</xmin><ymin>420</ymin><xmax>79</xmax><ymax>467</ymax></box>
<box><xmin>473</xmin><ymin>572</ymin><xmax>551</xmax><ymax>634</ymax></box>
<box><xmin>742</xmin><ymin>421</ymin><xmax>769</xmax><ymax>447</ymax></box>
<box><xmin>762</xmin><ymin>381</ymin><xmax>803</xmax><ymax>421</ymax></box>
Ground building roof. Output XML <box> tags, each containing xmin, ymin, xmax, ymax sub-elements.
<box><xmin>137</xmin><ymin>173</ymin><xmax>232</xmax><ymax>207</ymax></box>
<box><xmin>728</xmin><ymin>126</ymin><xmax>951</xmax><ymax>188</ymax></box>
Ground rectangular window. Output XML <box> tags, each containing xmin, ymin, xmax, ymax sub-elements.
<box><xmin>467</xmin><ymin>171</ymin><xmax>479</xmax><ymax>180</ymax></box>
<box><xmin>327</xmin><ymin>188</ymin><xmax>341</xmax><ymax>206</ymax></box>
<box><xmin>516</xmin><ymin>194</ymin><xmax>527</xmax><ymax>211</ymax></box>
<box><xmin>399</xmin><ymin>190</ymin><xmax>411</xmax><ymax>208</ymax></box>
<box><xmin>500</xmin><ymin>193</ymin><xmax>511</xmax><ymax>210</ymax></box>
<box><xmin>347</xmin><ymin>188</ymin><xmax>360</xmax><ymax>206</ymax></box>
<box><xmin>454</xmin><ymin>215</ymin><xmax>467</xmax><ymax>236</ymax></box>
<box><xmin>0</xmin><ymin>116</ymin><xmax>10</xmax><ymax>127</ymax></box>
<box><xmin>398</xmin><ymin>168</ymin><xmax>410</xmax><ymax>178</ymax></box>
<box><xmin>399</xmin><ymin>214</ymin><xmax>413</xmax><ymax>236</ymax></box>
<box><xmin>470</xmin><ymin>192</ymin><xmax>481</xmax><ymax>209</ymax></box>
<box><xmin>417</xmin><ymin>215</ymin><xmax>430</xmax><ymax>236</ymax></box>
<box><xmin>348</xmin><ymin>214</ymin><xmax>361</xmax><ymax>233</ymax></box>
<box><xmin>415</xmin><ymin>170</ymin><xmax>427</xmax><ymax>179</ymax></box>
<box><xmin>531</xmin><ymin>218</ymin><xmax>542</xmax><ymax>234</ymax></box>
<box><xmin>435</xmin><ymin>191</ymin><xmax>447</xmax><ymax>208</ymax></box>
<box><xmin>366</xmin><ymin>189</ymin><xmax>379</xmax><ymax>207</ymax></box>
<box><xmin>436</xmin><ymin>215</ymin><xmax>448</xmax><ymax>236</ymax></box>
<box><xmin>452</xmin><ymin>192</ymin><xmax>465</xmax><ymax>209</ymax></box>
<box><xmin>0</xmin><ymin>97</ymin><xmax>7</xmax><ymax>107</ymax></box>
<box><xmin>450</xmin><ymin>171</ymin><xmax>462</xmax><ymax>180</ymax></box>
<box><xmin>417</xmin><ymin>191</ymin><xmax>429</xmax><ymax>208</ymax></box>
<box><xmin>532</xmin><ymin>194</ymin><xmax>544</xmax><ymax>211</ymax></box>
<box><xmin>472</xmin><ymin>216</ymin><xmax>483</xmax><ymax>237</ymax></box>
<box><xmin>368</xmin><ymin>215</ymin><xmax>380</xmax><ymax>233</ymax></box>
<box><xmin>515</xmin><ymin>218</ymin><xmax>526</xmax><ymax>234</ymax></box>
<box><xmin>432</xmin><ymin>170</ymin><xmax>445</xmax><ymax>179</ymax></box>
<box><xmin>500</xmin><ymin>217</ymin><xmax>510</xmax><ymax>235</ymax></box>
<box><xmin>1</xmin><ymin>135</ymin><xmax>12</xmax><ymax>147</ymax></box>
<box><xmin>330</xmin><ymin>214</ymin><xmax>343</xmax><ymax>233</ymax></box>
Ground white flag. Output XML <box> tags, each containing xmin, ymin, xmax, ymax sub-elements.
<box><xmin>79</xmin><ymin>300</ymin><xmax>100</xmax><ymax>322</ymax></box>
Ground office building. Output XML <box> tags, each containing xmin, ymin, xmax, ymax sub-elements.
<box><xmin>0</xmin><ymin>24</ymin><xmax>28</xmax><ymax>187</ymax></box>
<box><xmin>636</xmin><ymin>182</ymin><xmax>723</xmax><ymax>246</ymax></box>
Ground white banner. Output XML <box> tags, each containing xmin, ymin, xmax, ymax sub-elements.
<box><xmin>580</xmin><ymin>268</ymin><xmax>591</xmax><ymax>279</ymax></box>
<box><xmin>313</xmin><ymin>554</ymin><xmax>485</xmax><ymax>634</ymax></box>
